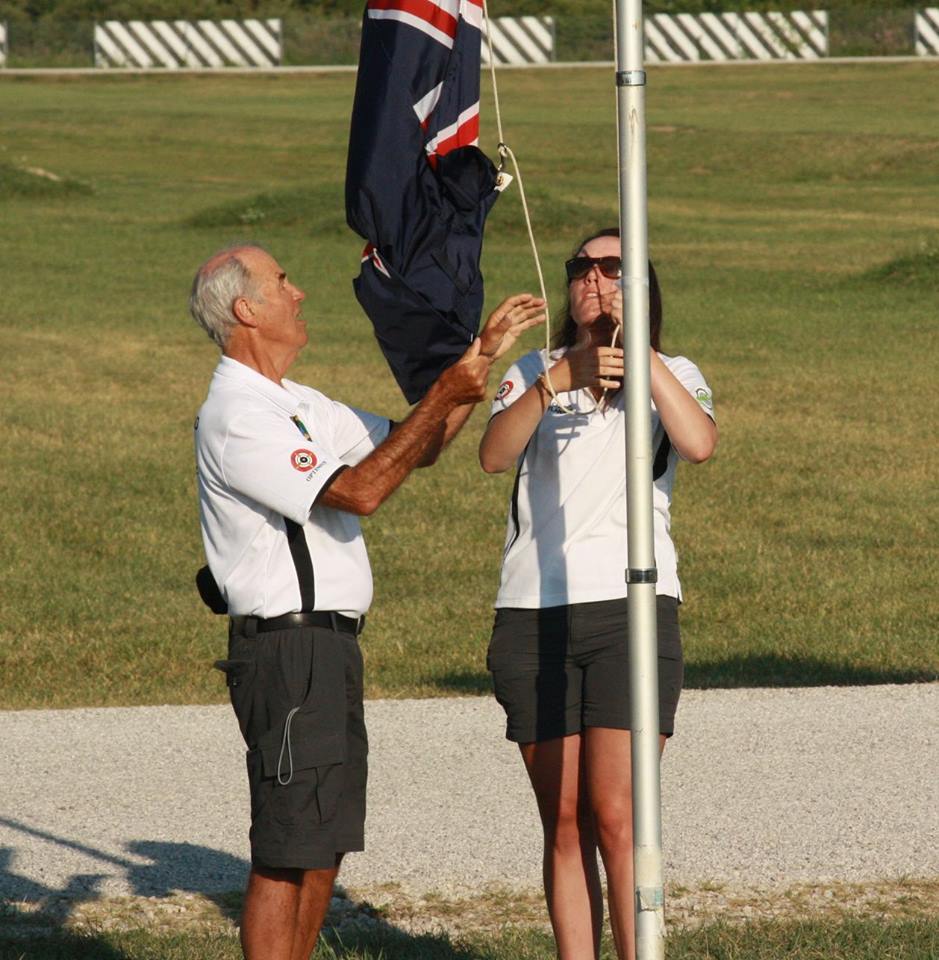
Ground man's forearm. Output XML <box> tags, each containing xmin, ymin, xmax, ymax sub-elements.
<box><xmin>319</xmin><ymin>381</ymin><xmax>462</xmax><ymax>515</ymax></box>
<box><xmin>416</xmin><ymin>401</ymin><xmax>478</xmax><ymax>467</ymax></box>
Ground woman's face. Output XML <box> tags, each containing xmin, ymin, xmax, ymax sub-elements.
<box><xmin>568</xmin><ymin>235</ymin><xmax>621</xmax><ymax>330</ymax></box>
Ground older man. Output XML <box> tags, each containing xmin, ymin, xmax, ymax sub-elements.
<box><xmin>190</xmin><ymin>244</ymin><xmax>542</xmax><ymax>960</ymax></box>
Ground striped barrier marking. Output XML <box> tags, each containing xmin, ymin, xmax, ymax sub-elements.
<box><xmin>789</xmin><ymin>11</ymin><xmax>828</xmax><ymax>54</ymax></box>
<box><xmin>645</xmin><ymin>10</ymin><xmax>828</xmax><ymax>62</ymax></box>
<box><xmin>94</xmin><ymin>19</ymin><xmax>282</xmax><ymax>69</ymax></box>
<box><xmin>697</xmin><ymin>12</ymin><xmax>744</xmax><ymax>59</ymax></box>
<box><xmin>916</xmin><ymin>9</ymin><xmax>939</xmax><ymax>55</ymax></box>
<box><xmin>481</xmin><ymin>16</ymin><xmax>554</xmax><ymax>65</ymax></box>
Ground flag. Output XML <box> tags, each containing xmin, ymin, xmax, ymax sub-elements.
<box><xmin>346</xmin><ymin>0</ymin><xmax>505</xmax><ymax>404</ymax></box>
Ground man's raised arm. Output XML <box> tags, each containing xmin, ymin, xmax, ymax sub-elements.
<box><xmin>319</xmin><ymin>338</ymin><xmax>488</xmax><ymax>516</ymax></box>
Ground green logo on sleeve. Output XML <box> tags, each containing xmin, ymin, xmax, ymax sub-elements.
<box><xmin>694</xmin><ymin>387</ymin><xmax>713</xmax><ymax>411</ymax></box>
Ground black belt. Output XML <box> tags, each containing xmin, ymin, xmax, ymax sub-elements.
<box><xmin>230</xmin><ymin>611</ymin><xmax>365</xmax><ymax>637</ymax></box>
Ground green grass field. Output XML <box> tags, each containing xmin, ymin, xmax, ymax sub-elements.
<box><xmin>3</xmin><ymin>915</ymin><xmax>938</xmax><ymax>960</ymax></box>
<box><xmin>1</xmin><ymin>63</ymin><xmax>937</xmax><ymax>709</ymax></box>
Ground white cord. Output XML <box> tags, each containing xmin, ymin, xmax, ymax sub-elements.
<box><xmin>277</xmin><ymin>706</ymin><xmax>300</xmax><ymax>785</ymax></box>
<box><xmin>481</xmin><ymin>0</ymin><xmax>578</xmax><ymax>414</ymax></box>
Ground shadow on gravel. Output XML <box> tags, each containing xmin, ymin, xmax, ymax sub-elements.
<box><xmin>0</xmin><ymin>823</ymin><xmax>250</xmax><ymax>957</ymax></box>
<box><xmin>685</xmin><ymin>653</ymin><xmax>937</xmax><ymax>689</ymax></box>
<box><xmin>0</xmin><ymin>820</ymin><xmax>249</xmax><ymax>901</ymax></box>
<box><xmin>0</xmin><ymin>843</ymin><xmax>131</xmax><ymax>958</ymax></box>
<box><xmin>124</xmin><ymin>840</ymin><xmax>249</xmax><ymax>897</ymax></box>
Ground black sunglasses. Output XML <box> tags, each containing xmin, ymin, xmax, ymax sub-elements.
<box><xmin>565</xmin><ymin>256</ymin><xmax>623</xmax><ymax>283</ymax></box>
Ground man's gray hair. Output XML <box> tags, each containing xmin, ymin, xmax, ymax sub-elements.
<box><xmin>189</xmin><ymin>245</ymin><xmax>264</xmax><ymax>349</ymax></box>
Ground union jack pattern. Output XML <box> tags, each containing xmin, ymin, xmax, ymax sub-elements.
<box><xmin>346</xmin><ymin>0</ymin><xmax>502</xmax><ymax>403</ymax></box>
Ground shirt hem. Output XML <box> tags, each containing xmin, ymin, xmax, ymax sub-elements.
<box><xmin>495</xmin><ymin>585</ymin><xmax>680</xmax><ymax>609</ymax></box>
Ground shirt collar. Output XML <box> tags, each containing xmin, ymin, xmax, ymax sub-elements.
<box><xmin>214</xmin><ymin>356</ymin><xmax>300</xmax><ymax>415</ymax></box>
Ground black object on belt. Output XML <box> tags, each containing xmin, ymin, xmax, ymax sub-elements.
<box><xmin>231</xmin><ymin>611</ymin><xmax>365</xmax><ymax>637</ymax></box>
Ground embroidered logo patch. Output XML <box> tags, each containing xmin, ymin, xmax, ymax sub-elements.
<box><xmin>290</xmin><ymin>449</ymin><xmax>317</xmax><ymax>472</ymax></box>
<box><xmin>694</xmin><ymin>387</ymin><xmax>713</xmax><ymax>411</ymax></box>
<box><xmin>496</xmin><ymin>380</ymin><xmax>514</xmax><ymax>402</ymax></box>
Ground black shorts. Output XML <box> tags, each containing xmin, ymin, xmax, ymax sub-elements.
<box><xmin>217</xmin><ymin>621</ymin><xmax>367</xmax><ymax>870</ymax></box>
<box><xmin>487</xmin><ymin>595</ymin><xmax>683</xmax><ymax>743</ymax></box>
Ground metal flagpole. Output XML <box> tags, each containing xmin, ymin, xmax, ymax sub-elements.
<box><xmin>614</xmin><ymin>0</ymin><xmax>666</xmax><ymax>957</ymax></box>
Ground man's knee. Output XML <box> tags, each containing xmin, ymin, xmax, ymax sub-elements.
<box><xmin>250</xmin><ymin>864</ymin><xmax>305</xmax><ymax>886</ymax></box>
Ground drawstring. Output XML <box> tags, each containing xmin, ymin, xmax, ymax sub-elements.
<box><xmin>276</xmin><ymin>706</ymin><xmax>301</xmax><ymax>785</ymax></box>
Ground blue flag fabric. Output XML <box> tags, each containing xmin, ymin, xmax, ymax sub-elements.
<box><xmin>346</xmin><ymin>0</ymin><xmax>503</xmax><ymax>404</ymax></box>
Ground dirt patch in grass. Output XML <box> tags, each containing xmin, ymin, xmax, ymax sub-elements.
<box><xmin>864</xmin><ymin>243</ymin><xmax>939</xmax><ymax>289</ymax></box>
<box><xmin>0</xmin><ymin>161</ymin><xmax>91</xmax><ymax>198</ymax></box>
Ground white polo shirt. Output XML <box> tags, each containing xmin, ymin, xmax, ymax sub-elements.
<box><xmin>490</xmin><ymin>348</ymin><xmax>715</xmax><ymax>609</ymax></box>
<box><xmin>195</xmin><ymin>356</ymin><xmax>391</xmax><ymax>618</ymax></box>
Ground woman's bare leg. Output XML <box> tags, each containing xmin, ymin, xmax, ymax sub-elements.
<box><xmin>584</xmin><ymin>729</ymin><xmax>667</xmax><ymax>960</ymax></box>
<box><xmin>520</xmin><ymin>734</ymin><xmax>603</xmax><ymax>959</ymax></box>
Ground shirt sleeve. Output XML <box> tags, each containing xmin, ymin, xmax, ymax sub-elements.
<box><xmin>664</xmin><ymin>355</ymin><xmax>716</xmax><ymax>422</ymax></box>
<box><xmin>219</xmin><ymin>409</ymin><xmax>345</xmax><ymax>526</ymax></box>
<box><xmin>490</xmin><ymin>351</ymin><xmax>542</xmax><ymax>418</ymax></box>
<box><xmin>328</xmin><ymin>401</ymin><xmax>392</xmax><ymax>466</ymax></box>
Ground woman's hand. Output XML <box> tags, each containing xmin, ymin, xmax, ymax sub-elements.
<box><xmin>551</xmin><ymin>343</ymin><xmax>624</xmax><ymax>393</ymax></box>
<box><xmin>479</xmin><ymin>294</ymin><xmax>546</xmax><ymax>363</ymax></box>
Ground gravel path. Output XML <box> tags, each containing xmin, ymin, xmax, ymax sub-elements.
<box><xmin>1</xmin><ymin>685</ymin><xmax>936</xmax><ymax>902</ymax></box>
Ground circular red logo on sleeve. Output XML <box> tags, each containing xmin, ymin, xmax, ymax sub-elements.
<box><xmin>290</xmin><ymin>449</ymin><xmax>317</xmax><ymax>472</ymax></box>
<box><xmin>496</xmin><ymin>379</ymin><xmax>514</xmax><ymax>401</ymax></box>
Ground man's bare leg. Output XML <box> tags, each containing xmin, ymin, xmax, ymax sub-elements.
<box><xmin>241</xmin><ymin>864</ymin><xmax>338</xmax><ymax>960</ymax></box>
<box><xmin>290</xmin><ymin>856</ymin><xmax>343</xmax><ymax>960</ymax></box>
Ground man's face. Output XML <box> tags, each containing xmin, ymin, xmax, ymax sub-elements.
<box><xmin>239</xmin><ymin>248</ymin><xmax>307</xmax><ymax>351</ymax></box>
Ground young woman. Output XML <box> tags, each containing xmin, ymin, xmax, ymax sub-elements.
<box><xmin>479</xmin><ymin>228</ymin><xmax>717</xmax><ymax>960</ymax></box>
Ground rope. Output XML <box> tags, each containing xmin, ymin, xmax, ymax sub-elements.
<box><xmin>276</xmin><ymin>706</ymin><xmax>300</xmax><ymax>785</ymax></box>
<box><xmin>481</xmin><ymin>0</ymin><xmax>577</xmax><ymax>414</ymax></box>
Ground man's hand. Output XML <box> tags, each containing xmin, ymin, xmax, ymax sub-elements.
<box><xmin>479</xmin><ymin>294</ymin><xmax>547</xmax><ymax>363</ymax></box>
<box><xmin>435</xmin><ymin>337</ymin><xmax>490</xmax><ymax>407</ymax></box>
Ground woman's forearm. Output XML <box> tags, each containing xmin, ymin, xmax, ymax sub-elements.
<box><xmin>479</xmin><ymin>378</ymin><xmax>551</xmax><ymax>473</ymax></box>
<box><xmin>478</xmin><ymin>361</ymin><xmax>575</xmax><ymax>473</ymax></box>
<box><xmin>650</xmin><ymin>350</ymin><xmax>718</xmax><ymax>463</ymax></box>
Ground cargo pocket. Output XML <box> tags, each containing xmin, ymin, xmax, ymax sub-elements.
<box><xmin>256</xmin><ymin>710</ymin><xmax>346</xmax><ymax>826</ymax></box>
<box><xmin>255</xmin><ymin>630</ymin><xmax>348</xmax><ymax>827</ymax></box>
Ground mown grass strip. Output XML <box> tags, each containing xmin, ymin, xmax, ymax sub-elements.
<box><xmin>0</xmin><ymin>64</ymin><xmax>936</xmax><ymax>707</ymax></box>
<box><xmin>1</xmin><ymin>915</ymin><xmax>936</xmax><ymax>960</ymax></box>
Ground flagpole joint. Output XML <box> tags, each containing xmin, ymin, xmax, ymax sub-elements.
<box><xmin>617</xmin><ymin>70</ymin><xmax>646</xmax><ymax>87</ymax></box>
<box><xmin>626</xmin><ymin>568</ymin><xmax>658</xmax><ymax>584</ymax></box>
